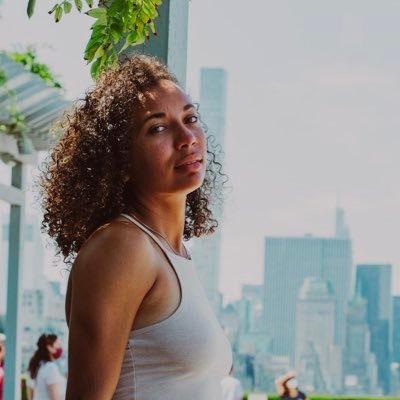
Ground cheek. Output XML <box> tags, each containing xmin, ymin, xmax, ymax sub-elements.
<box><xmin>197</xmin><ymin>129</ymin><xmax>207</xmax><ymax>152</ymax></box>
<box><xmin>137</xmin><ymin>141</ymin><xmax>171</xmax><ymax>174</ymax></box>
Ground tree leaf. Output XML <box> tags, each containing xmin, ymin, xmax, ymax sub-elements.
<box><xmin>63</xmin><ymin>2</ymin><xmax>73</xmax><ymax>14</ymax></box>
<box><xmin>90</xmin><ymin>58</ymin><xmax>101</xmax><ymax>79</ymax></box>
<box><xmin>108</xmin><ymin>0</ymin><xmax>125</xmax><ymax>16</ymax></box>
<box><xmin>110</xmin><ymin>29</ymin><xmax>121</xmax><ymax>44</ymax></box>
<box><xmin>92</xmin><ymin>18</ymin><xmax>108</xmax><ymax>27</ymax></box>
<box><xmin>148</xmin><ymin>21</ymin><xmax>156</xmax><ymax>34</ymax></box>
<box><xmin>94</xmin><ymin>45</ymin><xmax>105</xmax><ymax>59</ymax></box>
<box><xmin>139</xmin><ymin>10</ymin><xmax>150</xmax><ymax>24</ymax></box>
<box><xmin>85</xmin><ymin>41</ymin><xmax>103</xmax><ymax>62</ymax></box>
<box><xmin>55</xmin><ymin>5</ymin><xmax>63</xmax><ymax>22</ymax></box>
<box><xmin>110</xmin><ymin>22</ymin><xmax>123</xmax><ymax>37</ymax></box>
<box><xmin>85</xmin><ymin>0</ymin><xmax>93</xmax><ymax>8</ymax></box>
<box><xmin>74</xmin><ymin>0</ymin><xmax>83</xmax><ymax>12</ymax></box>
<box><xmin>84</xmin><ymin>32</ymin><xmax>106</xmax><ymax>62</ymax></box>
<box><xmin>119</xmin><ymin>31</ymin><xmax>138</xmax><ymax>53</ymax></box>
<box><xmin>91</xmin><ymin>24</ymin><xmax>106</xmax><ymax>38</ymax></box>
<box><xmin>87</xmin><ymin>7</ymin><xmax>107</xmax><ymax>18</ymax></box>
<box><xmin>27</xmin><ymin>0</ymin><xmax>37</xmax><ymax>18</ymax></box>
<box><xmin>142</xmin><ymin>0</ymin><xmax>156</xmax><ymax>19</ymax></box>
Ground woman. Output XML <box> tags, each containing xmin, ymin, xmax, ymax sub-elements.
<box><xmin>0</xmin><ymin>333</ymin><xmax>5</xmax><ymax>400</ymax></box>
<box><xmin>275</xmin><ymin>371</ymin><xmax>308</xmax><ymax>400</ymax></box>
<box><xmin>27</xmin><ymin>334</ymin><xmax>65</xmax><ymax>400</ymax></box>
<box><xmin>40</xmin><ymin>55</ymin><xmax>232</xmax><ymax>399</ymax></box>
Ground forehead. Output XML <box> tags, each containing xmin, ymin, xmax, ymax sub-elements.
<box><xmin>136</xmin><ymin>79</ymin><xmax>190</xmax><ymax>113</ymax></box>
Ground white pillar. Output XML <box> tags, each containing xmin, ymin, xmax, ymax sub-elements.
<box><xmin>4</xmin><ymin>161</ymin><xmax>26</xmax><ymax>400</ymax></box>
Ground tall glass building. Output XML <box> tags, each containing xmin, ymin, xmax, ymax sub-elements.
<box><xmin>393</xmin><ymin>296</ymin><xmax>400</xmax><ymax>363</ymax></box>
<box><xmin>356</xmin><ymin>264</ymin><xmax>392</xmax><ymax>394</ymax></box>
<box><xmin>190</xmin><ymin>68</ymin><xmax>227</xmax><ymax>313</ymax></box>
<box><xmin>263</xmin><ymin>236</ymin><xmax>353</xmax><ymax>364</ymax></box>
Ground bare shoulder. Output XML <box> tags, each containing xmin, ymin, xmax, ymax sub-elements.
<box><xmin>66</xmin><ymin>220</ymin><xmax>158</xmax><ymax>323</ymax></box>
<box><xmin>73</xmin><ymin>219</ymin><xmax>157</xmax><ymax>280</ymax></box>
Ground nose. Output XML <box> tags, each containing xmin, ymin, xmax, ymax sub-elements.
<box><xmin>175</xmin><ymin>122</ymin><xmax>197</xmax><ymax>149</ymax></box>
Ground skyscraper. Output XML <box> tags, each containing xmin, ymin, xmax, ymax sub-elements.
<box><xmin>344</xmin><ymin>288</ymin><xmax>380</xmax><ymax>394</ymax></box>
<box><xmin>335</xmin><ymin>207</ymin><xmax>350</xmax><ymax>239</ymax></box>
<box><xmin>356</xmin><ymin>264</ymin><xmax>392</xmax><ymax>394</ymax></box>
<box><xmin>241</xmin><ymin>284</ymin><xmax>264</xmax><ymax>333</ymax></box>
<box><xmin>393</xmin><ymin>296</ymin><xmax>400</xmax><ymax>362</ymax></box>
<box><xmin>295</xmin><ymin>277</ymin><xmax>337</xmax><ymax>392</ymax></box>
<box><xmin>263</xmin><ymin>236</ymin><xmax>353</xmax><ymax>363</ymax></box>
<box><xmin>190</xmin><ymin>68</ymin><xmax>227</xmax><ymax>312</ymax></box>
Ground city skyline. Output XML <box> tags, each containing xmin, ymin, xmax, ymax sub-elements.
<box><xmin>2</xmin><ymin>1</ymin><xmax>400</xmax><ymax>397</ymax></box>
<box><xmin>263</xmin><ymin>233</ymin><xmax>353</xmax><ymax>361</ymax></box>
<box><xmin>1</xmin><ymin>1</ymin><xmax>400</xmax><ymax>301</ymax></box>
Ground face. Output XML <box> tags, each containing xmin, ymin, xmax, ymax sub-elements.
<box><xmin>127</xmin><ymin>79</ymin><xmax>207</xmax><ymax>198</ymax></box>
<box><xmin>287</xmin><ymin>378</ymin><xmax>298</xmax><ymax>390</ymax></box>
<box><xmin>47</xmin><ymin>339</ymin><xmax>62</xmax><ymax>360</ymax></box>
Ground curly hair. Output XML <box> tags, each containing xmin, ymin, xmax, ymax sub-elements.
<box><xmin>40</xmin><ymin>54</ymin><xmax>224</xmax><ymax>265</ymax></box>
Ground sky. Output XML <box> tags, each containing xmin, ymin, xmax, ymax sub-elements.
<box><xmin>1</xmin><ymin>0</ymin><xmax>400</xmax><ymax>301</ymax></box>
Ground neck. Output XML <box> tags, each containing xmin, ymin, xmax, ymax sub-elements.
<box><xmin>128</xmin><ymin>191</ymin><xmax>187</xmax><ymax>251</ymax></box>
<box><xmin>288</xmin><ymin>388</ymin><xmax>298</xmax><ymax>397</ymax></box>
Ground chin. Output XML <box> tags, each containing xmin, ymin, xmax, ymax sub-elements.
<box><xmin>180</xmin><ymin>174</ymin><xmax>205</xmax><ymax>195</ymax></box>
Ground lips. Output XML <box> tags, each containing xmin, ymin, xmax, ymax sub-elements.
<box><xmin>175</xmin><ymin>154</ymin><xmax>203</xmax><ymax>168</ymax></box>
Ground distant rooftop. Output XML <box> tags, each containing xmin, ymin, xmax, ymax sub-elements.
<box><xmin>298</xmin><ymin>277</ymin><xmax>334</xmax><ymax>300</ymax></box>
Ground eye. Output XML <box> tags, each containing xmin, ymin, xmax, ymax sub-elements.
<box><xmin>185</xmin><ymin>114</ymin><xmax>199</xmax><ymax>124</ymax></box>
<box><xmin>149</xmin><ymin>125</ymin><xmax>167</xmax><ymax>134</ymax></box>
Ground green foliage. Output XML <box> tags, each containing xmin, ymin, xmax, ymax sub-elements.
<box><xmin>8</xmin><ymin>48</ymin><xmax>62</xmax><ymax>88</ymax></box>
<box><xmin>27</xmin><ymin>0</ymin><xmax>37</xmax><ymax>18</ymax></box>
<box><xmin>242</xmin><ymin>395</ymin><xmax>400</xmax><ymax>400</ymax></box>
<box><xmin>0</xmin><ymin>103</ymin><xmax>26</xmax><ymax>135</ymax></box>
<box><xmin>0</xmin><ymin>64</ymin><xmax>27</xmax><ymax>139</ymax></box>
<box><xmin>27</xmin><ymin>0</ymin><xmax>163</xmax><ymax>79</ymax></box>
<box><xmin>0</xmin><ymin>49</ymin><xmax>62</xmax><ymax>149</ymax></box>
<box><xmin>0</xmin><ymin>68</ymin><xmax>6</xmax><ymax>86</ymax></box>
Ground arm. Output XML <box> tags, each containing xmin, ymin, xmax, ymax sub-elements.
<box><xmin>47</xmin><ymin>383</ymin><xmax>63</xmax><ymax>400</ymax></box>
<box><xmin>65</xmin><ymin>223</ymin><xmax>158</xmax><ymax>400</ymax></box>
<box><xmin>275</xmin><ymin>371</ymin><xmax>296</xmax><ymax>396</ymax></box>
<box><xmin>235</xmin><ymin>381</ymin><xmax>244</xmax><ymax>400</ymax></box>
<box><xmin>27</xmin><ymin>387</ymin><xmax>34</xmax><ymax>400</ymax></box>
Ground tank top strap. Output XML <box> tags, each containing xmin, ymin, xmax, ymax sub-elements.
<box><xmin>120</xmin><ymin>213</ymin><xmax>171</xmax><ymax>255</ymax></box>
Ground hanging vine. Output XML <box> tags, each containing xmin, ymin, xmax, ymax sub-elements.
<box><xmin>27</xmin><ymin>0</ymin><xmax>163</xmax><ymax>79</ymax></box>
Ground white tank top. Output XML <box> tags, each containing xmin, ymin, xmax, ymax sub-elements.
<box><xmin>112</xmin><ymin>214</ymin><xmax>232</xmax><ymax>400</ymax></box>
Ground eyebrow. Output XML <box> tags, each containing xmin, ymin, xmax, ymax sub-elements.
<box><xmin>142</xmin><ymin>103</ymin><xmax>197</xmax><ymax>124</ymax></box>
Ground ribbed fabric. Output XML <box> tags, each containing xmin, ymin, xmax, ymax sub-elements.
<box><xmin>112</xmin><ymin>214</ymin><xmax>232</xmax><ymax>400</ymax></box>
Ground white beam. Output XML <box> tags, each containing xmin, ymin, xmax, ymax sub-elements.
<box><xmin>4</xmin><ymin>162</ymin><xmax>26</xmax><ymax>400</ymax></box>
<box><xmin>0</xmin><ymin>183</ymin><xmax>24</xmax><ymax>206</ymax></box>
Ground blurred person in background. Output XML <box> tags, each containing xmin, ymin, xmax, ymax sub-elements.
<box><xmin>275</xmin><ymin>371</ymin><xmax>308</xmax><ymax>400</ymax></box>
<box><xmin>39</xmin><ymin>54</ymin><xmax>231</xmax><ymax>399</ymax></box>
<box><xmin>0</xmin><ymin>333</ymin><xmax>5</xmax><ymax>400</ymax></box>
<box><xmin>27</xmin><ymin>334</ymin><xmax>65</xmax><ymax>400</ymax></box>
<box><xmin>221</xmin><ymin>365</ymin><xmax>243</xmax><ymax>400</ymax></box>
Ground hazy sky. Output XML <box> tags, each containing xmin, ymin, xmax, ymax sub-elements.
<box><xmin>1</xmin><ymin>1</ymin><xmax>400</xmax><ymax>300</ymax></box>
